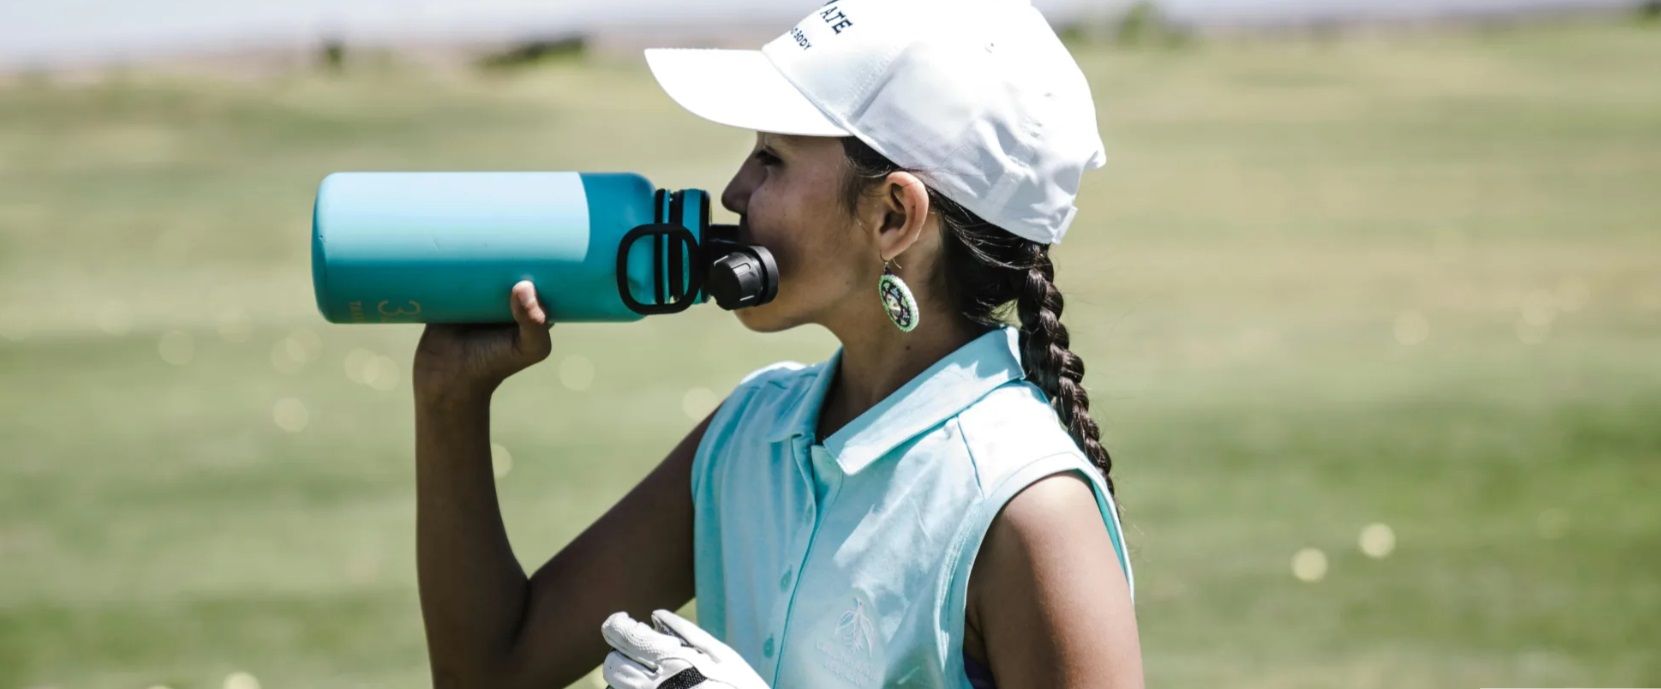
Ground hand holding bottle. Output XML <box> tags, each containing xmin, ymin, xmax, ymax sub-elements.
<box><xmin>413</xmin><ymin>280</ymin><xmax>554</xmax><ymax>404</ymax></box>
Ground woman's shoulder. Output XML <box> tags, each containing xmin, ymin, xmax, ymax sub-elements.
<box><xmin>953</xmin><ymin>380</ymin><xmax>1091</xmax><ymax>485</ymax></box>
<box><xmin>693</xmin><ymin>359</ymin><xmax>823</xmax><ymax>492</ymax></box>
<box><xmin>708</xmin><ymin>359</ymin><xmax>825</xmax><ymax>431</ymax></box>
<box><xmin>735</xmin><ymin>360</ymin><xmax>817</xmax><ymax>389</ymax></box>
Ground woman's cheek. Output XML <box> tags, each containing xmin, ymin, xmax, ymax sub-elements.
<box><xmin>746</xmin><ymin>222</ymin><xmax>800</xmax><ymax>297</ymax></box>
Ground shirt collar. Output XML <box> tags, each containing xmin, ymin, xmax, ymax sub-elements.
<box><xmin>767</xmin><ymin>326</ymin><xmax>1025</xmax><ymax>475</ymax></box>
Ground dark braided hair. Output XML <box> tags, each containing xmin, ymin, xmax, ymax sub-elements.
<box><xmin>839</xmin><ymin>137</ymin><xmax>1117</xmax><ymax>500</ymax></box>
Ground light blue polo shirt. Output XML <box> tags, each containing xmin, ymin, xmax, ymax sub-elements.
<box><xmin>690</xmin><ymin>325</ymin><xmax>1133</xmax><ymax>688</ymax></box>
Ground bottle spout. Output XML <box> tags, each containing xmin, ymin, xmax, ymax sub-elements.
<box><xmin>701</xmin><ymin>224</ymin><xmax>780</xmax><ymax>310</ymax></box>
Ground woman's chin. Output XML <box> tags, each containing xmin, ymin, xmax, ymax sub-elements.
<box><xmin>732</xmin><ymin>303</ymin><xmax>795</xmax><ymax>333</ymax></box>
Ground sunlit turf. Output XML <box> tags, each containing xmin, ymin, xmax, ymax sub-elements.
<box><xmin>2</xmin><ymin>19</ymin><xmax>1658</xmax><ymax>689</ymax></box>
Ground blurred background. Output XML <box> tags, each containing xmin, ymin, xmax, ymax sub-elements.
<box><xmin>1</xmin><ymin>1</ymin><xmax>1658</xmax><ymax>688</ymax></box>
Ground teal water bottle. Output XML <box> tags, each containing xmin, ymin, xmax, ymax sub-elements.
<box><xmin>311</xmin><ymin>172</ymin><xmax>778</xmax><ymax>324</ymax></box>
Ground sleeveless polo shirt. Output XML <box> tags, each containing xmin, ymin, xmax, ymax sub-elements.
<box><xmin>690</xmin><ymin>326</ymin><xmax>1134</xmax><ymax>688</ymax></box>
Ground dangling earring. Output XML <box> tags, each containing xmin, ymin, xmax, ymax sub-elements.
<box><xmin>878</xmin><ymin>258</ymin><xmax>919</xmax><ymax>333</ymax></box>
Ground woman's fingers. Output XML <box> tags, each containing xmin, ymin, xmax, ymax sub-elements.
<box><xmin>413</xmin><ymin>282</ymin><xmax>555</xmax><ymax>395</ymax></box>
<box><xmin>651</xmin><ymin>610</ymin><xmax>727</xmax><ymax>660</ymax></box>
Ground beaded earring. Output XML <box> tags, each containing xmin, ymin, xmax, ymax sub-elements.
<box><xmin>877</xmin><ymin>259</ymin><xmax>919</xmax><ymax>333</ymax></box>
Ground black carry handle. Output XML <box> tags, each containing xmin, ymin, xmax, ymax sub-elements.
<box><xmin>614</xmin><ymin>186</ymin><xmax>781</xmax><ymax>316</ymax></box>
<box><xmin>615</xmin><ymin>223</ymin><xmax>702</xmax><ymax>316</ymax></box>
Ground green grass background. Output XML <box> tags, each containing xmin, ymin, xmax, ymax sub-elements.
<box><xmin>2</xmin><ymin>19</ymin><xmax>1658</xmax><ymax>689</ymax></box>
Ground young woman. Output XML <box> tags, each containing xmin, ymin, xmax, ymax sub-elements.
<box><xmin>408</xmin><ymin>1</ymin><xmax>1142</xmax><ymax>687</ymax></box>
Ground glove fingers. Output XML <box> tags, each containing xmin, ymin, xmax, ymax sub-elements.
<box><xmin>602</xmin><ymin>611</ymin><xmax>690</xmax><ymax>669</ymax></box>
<box><xmin>602</xmin><ymin>650</ymin><xmax>656</xmax><ymax>689</ymax></box>
<box><xmin>651</xmin><ymin>609</ymin><xmax>737</xmax><ymax>663</ymax></box>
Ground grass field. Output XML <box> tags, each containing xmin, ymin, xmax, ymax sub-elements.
<box><xmin>2</xmin><ymin>18</ymin><xmax>1659</xmax><ymax>689</ymax></box>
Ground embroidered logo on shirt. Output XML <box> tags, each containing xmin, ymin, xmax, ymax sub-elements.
<box><xmin>815</xmin><ymin>594</ymin><xmax>880</xmax><ymax>685</ymax></box>
<box><xmin>834</xmin><ymin>597</ymin><xmax>876</xmax><ymax>657</ymax></box>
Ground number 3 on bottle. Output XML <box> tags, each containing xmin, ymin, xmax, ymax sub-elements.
<box><xmin>376</xmin><ymin>299</ymin><xmax>423</xmax><ymax>322</ymax></box>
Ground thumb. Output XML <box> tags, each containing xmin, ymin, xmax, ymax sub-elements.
<box><xmin>651</xmin><ymin>610</ymin><xmax>736</xmax><ymax>662</ymax></box>
<box><xmin>508</xmin><ymin>280</ymin><xmax>554</xmax><ymax>359</ymax></box>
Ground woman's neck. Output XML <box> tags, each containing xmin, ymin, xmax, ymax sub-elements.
<box><xmin>815</xmin><ymin>304</ymin><xmax>986</xmax><ymax>443</ymax></box>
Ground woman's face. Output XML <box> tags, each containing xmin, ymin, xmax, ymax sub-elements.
<box><xmin>720</xmin><ymin>133</ymin><xmax>873</xmax><ymax>333</ymax></box>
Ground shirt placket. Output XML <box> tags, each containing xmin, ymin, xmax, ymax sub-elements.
<box><xmin>762</xmin><ymin>434</ymin><xmax>842</xmax><ymax>685</ymax></box>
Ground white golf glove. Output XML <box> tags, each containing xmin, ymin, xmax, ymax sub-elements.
<box><xmin>601</xmin><ymin>609</ymin><xmax>770</xmax><ymax>689</ymax></box>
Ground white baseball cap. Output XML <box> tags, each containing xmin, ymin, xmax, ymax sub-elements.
<box><xmin>645</xmin><ymin>0</ymin><xmax>1105</xmax><ymax>245</ymax></box>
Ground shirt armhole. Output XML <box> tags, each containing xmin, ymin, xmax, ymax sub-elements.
<box><xmin>937</xmin><ymin>453</ymin><xmax>1135</xmax><ymax>687</ymax></box>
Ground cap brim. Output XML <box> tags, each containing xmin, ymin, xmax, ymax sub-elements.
<box><xmin>645</xmin><ymin>48</ymin><xmax>849</xmax><ymax>138</ymax></box>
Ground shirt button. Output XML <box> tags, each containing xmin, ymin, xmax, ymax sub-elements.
<box><xmin>779</xmin><ymin>569</ymin><xmax>793</xmax><ymax>591</ymax></box>
<box><xmin>763</xmin><ymin>636</ymin><xmax>776</xmax><ymax>658</ymax></box>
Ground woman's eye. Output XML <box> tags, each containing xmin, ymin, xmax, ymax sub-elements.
<box><xmin>753</xmin><ymin>150</ymin><xmax>782</xmax><ymax>167</ymax></box>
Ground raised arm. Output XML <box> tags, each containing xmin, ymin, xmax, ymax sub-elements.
<box><xmin>412</xmin><ymin>280</ymin><xmax>706</xmax><ymax>688</ymax></box>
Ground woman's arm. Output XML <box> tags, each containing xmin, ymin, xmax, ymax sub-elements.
<box><xmin>412</xmin><ymin>281</ymin><xmax>705</xmax><ymax>688</ymax></box>
<box><xmin>415</xmin><ymin>397</ymin><xmax>707</xmax><ymax>689</ymax></box>
<box><xmin>967</xmin><ymin>472</ymin><xmax>1144</xmax><ymax>689</ymax></box>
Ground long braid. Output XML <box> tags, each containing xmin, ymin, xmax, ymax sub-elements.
<box><xmin>1015</xmin><ymin>245</ymin><xmax>1116</xmax><ymax>497</ymax></box>
<box><xmin>840</xmin><ymin>137</ymin><xmax>1119</xmax><ymax>502</ymax></box>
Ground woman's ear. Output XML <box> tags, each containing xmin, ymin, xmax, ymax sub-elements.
<box><xmin>867</xmin><ymin>171</ymin><xmax>931</xmax><ymax>262</ymax></box>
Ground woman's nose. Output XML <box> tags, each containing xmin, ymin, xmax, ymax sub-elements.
<box><xmin>720</xmin><ymin>178</ymin><xmax>746</xmax><ymax>216</ymax></box>
<box><xmin>721</xmin><ymin>163</ymin><xmax>756</xmax><ymax>216</ymax></box>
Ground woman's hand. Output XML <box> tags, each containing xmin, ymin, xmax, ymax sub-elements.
<box><xmin>413</xmin><ymin>280</ymin><xmax>553</xmax><ymax>403</ymax></box>
<box><xmin>601</xmin><ymin>610</ymin><xmax>770</xmax><ymax>689</ymax></box>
